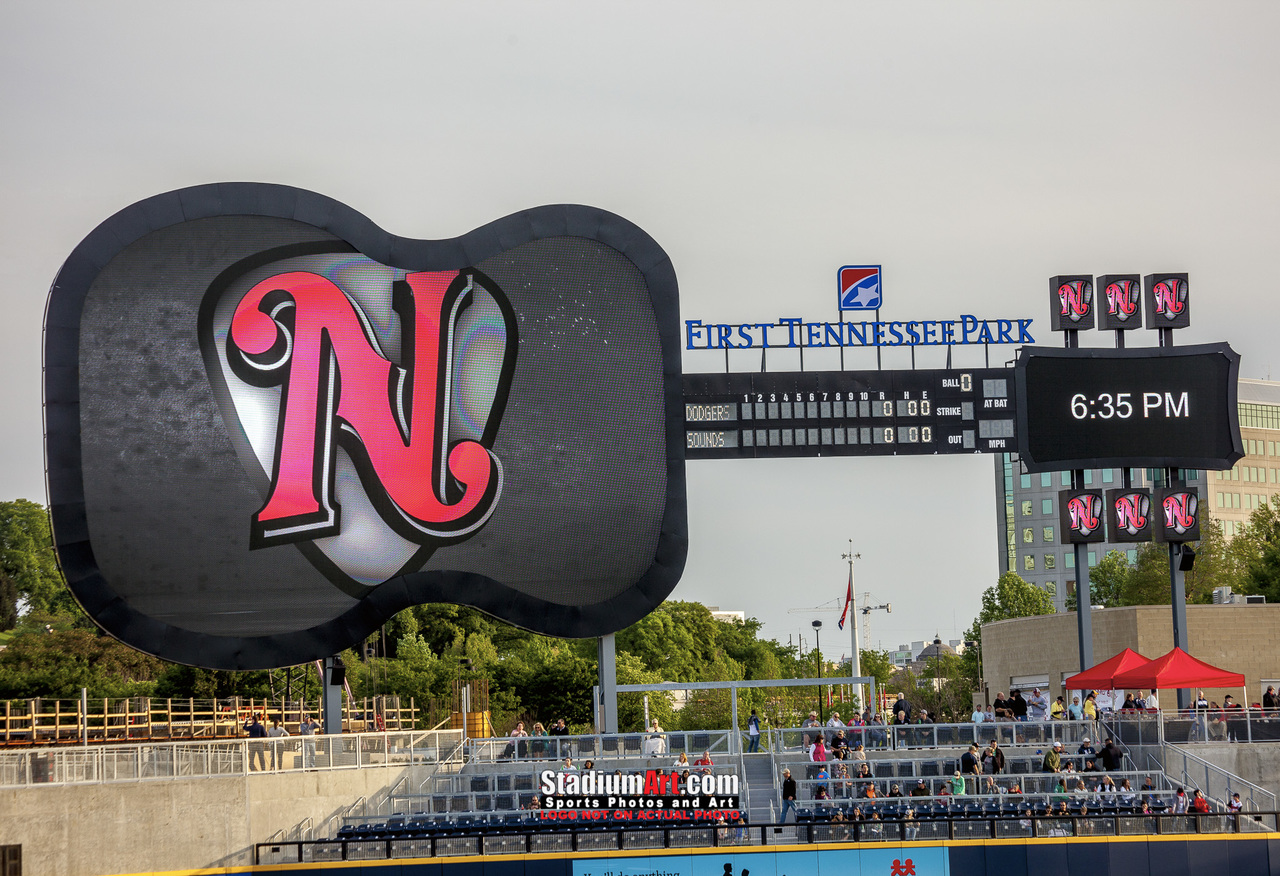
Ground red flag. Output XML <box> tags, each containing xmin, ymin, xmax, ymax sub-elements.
<box><xmin>838</xmin><ymin>569</ymin><xmax>852</xmax><ymax>630</ymax></box>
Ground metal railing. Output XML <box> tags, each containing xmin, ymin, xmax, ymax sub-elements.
<box><xmin>254</xmin><ymin>810</ymin><xmax>1280</xmax><ymax>865</ymax></box>
<box><xmin>463</xmin><ymin>730</ymin><xmax>735</xmax><ymax>764</ymax></box>
<box><xmin>771</xmin><ymin>720</ymin><xmax>1102</xmax><ymax>753</ymax></box>
<box><xmin>0</xmin><ymin>728</ymin><xmax>464</xmax><ymax>788</ymax></box>
<box><xmin>1155</xmin><ymin>743</ymin><xmax>1278</xmax><ymax>811</ymax></box>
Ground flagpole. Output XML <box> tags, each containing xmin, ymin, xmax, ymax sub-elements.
<box><xmin>842</xmin><ymin>540</ymin><xmax>862</xmax><ymax>712</ymax></box>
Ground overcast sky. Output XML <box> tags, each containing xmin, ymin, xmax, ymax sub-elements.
<box><xmin>3</xmin><ymin>2</ymin><xmax>1278</xmax><ymax>655</ymax></box>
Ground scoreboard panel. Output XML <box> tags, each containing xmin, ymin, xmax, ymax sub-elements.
<box><xmin>682</xmin><ymin>368</ymin><xmax>1017</xmax><ymax>459</ymax></box>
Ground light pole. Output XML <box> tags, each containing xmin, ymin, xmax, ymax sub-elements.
<box><xmin>932</xmin><ymin>636</ymin><xmax>943</xmax><ymax>719</ymax></box>
<box><xmin>812</xmin><ymin>619</ymin><xmax>824</xmax><ymax>723</ymax></box>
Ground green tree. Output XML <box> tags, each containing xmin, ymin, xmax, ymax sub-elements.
<box><xmin>0</xmin><ymin>500</ymin><xmax>77</xmax><ymax>619</ymax></box>
<box><xmin>1119</xmin><ymin>542</ymin><xmax>1173</xmax><ymax>605</ymax></box>
<box><xmin>1240</xmin><ymin>499</ymin><xmax>1280</xmax><ymax>604</ymax></box>
<box><xmin>0</xmin><ymin>571</ymin><xmax>17</xmax><ymax>632</ymax></box>
<box><xmin>1089</xmin><ymin>550</ymin><xmax>1130</xmax><ymax>608</ymax></box>
<box><xmin>0</xmin><ymin>624</ymin><xmax>167</xmax><ymax>698</ymax></box>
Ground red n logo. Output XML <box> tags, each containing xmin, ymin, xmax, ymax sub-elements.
<box><xmin>226</xmin><ymin>268</ymin><xmax>517</xmax><ymax>549</ymax></box>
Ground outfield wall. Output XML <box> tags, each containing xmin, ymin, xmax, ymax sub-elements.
<box><xmin>245</xmin><ymin>837</ymin><xmax>1280</xmax><ymax>876</ymax></box>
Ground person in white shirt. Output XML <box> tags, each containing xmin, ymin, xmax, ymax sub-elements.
<box><xmin>267</xmin><ymin>718</ymin><xmax>289</xmax><ymax>770</ymax></box>
<box><xmin>971</xmin><ymin>706</ymin><xmax>986</xmax><ymax>723</ymax></box>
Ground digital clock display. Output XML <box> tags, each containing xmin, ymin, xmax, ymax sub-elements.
<box><xmin>1014</xmin><ymin>343</ymin><xmax>1244</xmax><ymax>472</ymax></box>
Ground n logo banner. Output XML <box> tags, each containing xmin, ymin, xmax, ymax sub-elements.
<box><xmin>44</xmin><ymin>184</ymin><xmax>687</xmax><ymax>669</ymax></box>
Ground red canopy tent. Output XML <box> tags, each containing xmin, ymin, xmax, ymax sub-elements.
<box><xmin>1110</xmin><ymin>647</ymin><xmax>1245</xmax><ymax>690</ymax></box>
<box><xmin>1063</xmin><ymin>648</ymin><xmax>1152</xmax><ymax>691</ymax></box>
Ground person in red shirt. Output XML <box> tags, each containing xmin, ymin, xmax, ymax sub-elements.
<box><xmin>1190</xmin><ymin>790</ymin><xmax>1211</xmax><ymax>813</ymax></box>
<box><xmin>694</xmin><ymin>750</ymin><xmax>714</xmax><ymax>774</ymax></box>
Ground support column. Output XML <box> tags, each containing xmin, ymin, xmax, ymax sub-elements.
<box><xmin>1072</xmin><ymin>470</ymin><xmax>1093</xmax><ymax>672</ymax></box>
<box><xmin>597</xmin><ymin>634</ymin><xmax>618</xmax><ymax>734</ymax></box>
<box><xmin>322</xmin><ymin>656</ymin><xmax>344</xmax><ymax>735</ymax></box>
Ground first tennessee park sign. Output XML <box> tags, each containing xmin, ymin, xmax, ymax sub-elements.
<box><xmin>44</xmin><ymin>184</ymin><xmax>687</xmax><ymax>670</ymax></box>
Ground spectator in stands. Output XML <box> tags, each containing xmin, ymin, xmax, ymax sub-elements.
<box><xmin>1042</xmin><ymin>740</ymin><xmax>1063</xmax><ymax>772</ymax></box>
<box><xmin>937</xmin><ymin>782</ymin><xmax>952</xmax><ymax>798</ymax></box>
<box><xmin>832</xmin><ymin>761</ymin><xmax>851</xmax><ymax>798</ymax></box>
<box><xmin>893</xmin><ymin>710</ymin><xmax>910</xmax><ymax>726</ymax></box>
<box><xmin>910</xmin><ymin>779</ymin><xmax>930</xmax><ymax>798</ymax></box>
<box><xmin>885</xmin><ymin>782</ymin><xmax>902</xmax><ymax>798</ymax></box>
<box><xmin>854</xmin><ymin>761</ymin><xmax>872</xmax><ymax>780</ymax></box>
<box><xmin>970</xmin><ymin>703</ymin><xmax>986</xmax><ymax>723</ymax></box>
<box><xmin>694</xmin><ymin>750</ymin><xmax>714</xmax><ymax>774</ymax></box>
<box><xmin>830</xmin><ymin>729</ymin><xmax>848</xmax><ymax>760</ymax></box>
<box><xmin>582</xmin><ymin>760</ymin><xmax>595</xmax><ymax>770</ymax></box>
<box><xmin>814</xmin><ymin>766</ymin><xmax>829</xmax><ymax>799</ymax></box>
<box><xmin>560</xmin><ymin>756</ymin><xmax>578</xmax><ymax>775</ymax></box>
<box><xmin>991</xmin><ymin>692</ymin><xmax>1010</xmax><ymax>720</ymax></box>
<box><xmin>981</xmin><ymin>740</ymin><xmax>1005</xmax><ymax>775</ymax></box>
<box><xmin>948</xmin><ymin>771</ymin><xmax>966</xmax><ymax>796</ymax></box>
<box><xmin>891</xmin><ymin>692</ymin><xmax>911</xmax><ymax>722</ymax></box>
<box><xmin>860</xmin><ymin>780</ymin><xmax>878</xmax><ymax>800</ymax></box>
<box><xmin>1078</xmin><ymin>737</ymin><xmax>1097</xmax><ymax>759</ymax></box>
<box><xmin>746</xmin><ymin>709</ymin><xmax>761</xmax><ymax>753</ymax></box>
<box><xmin>267</xmin><ymin>718</ymin><xmax>288</xmax><ymax>770</ymax></box>
<box><xmin>1051</xmin><ymin>696</ymin><xmax>1066</xmax><ymax>720</ymax></box>
<box><xmin>1134</xmin><ymin>691</ymin><xmax>1147</xmax><ymax>709</ymax></box>
<box><xmin>1099</xmin><ymin>739</ymin><xmax>1123</xmax><ymax>771</ymax></box>
<box><xmin>1172</xmin><ymin>788</ymin><xmax>1188</xmax><ymax>813</ymax></box>
<box><xmin>869</xmin><ymin>714</ymin><xmax>888</xmax><ymax>748</ymax></box>
<box><xmin>982</xmin><ymin>777</ymin><xmax>1002</xmax><ymax>795</ymax></box>
<box><xmin>1191</xmin><ymin>788</ymin><xmax>1212</xmax><ymax>813</ymax></box>
<box><xmin>1010</xmin><ymin>690</ymin><xmax>1028</xmax><ymax>722</ymax></box>
<box><xmin>826</xmin><ymin>711</ymin><xmax>844</xmax><ymax>739</ymax></box>
<box><xmin>914</xmin><ymin>710</ymin><xmax>934</xmax><ymax>725</ymax></box>
<box><xmin>780</xmin><ymin>768</ymin><xmax>797</xmax><ymax>822</ymax></box>
<box><xmin>1208</xmin><ymin>703</ymin><xmax>1228</xmax><ymax>742</ymax></box>
<box><xmin>801</xmin><ymin>711</ymin><xmax>820</xmax><ymax>749</ymax></box>
<box><xmin>1097</xmin><ymin>775</ymin><xmax>1117</xmax><ymax>801</ymax></box>
<box><xmin>1223</xmin><ymin>694</ymin><xmax>1245</xmax><ymax>742</ymax></box>
<box><xmin>1006</xmin><ymin>781</ymin><xmax>1022</xmax><ymax>794</ymax></box>
<box><xmin>1264</xmin><ymin>686</ymin><xmax>1278</xmax><ymax>716</ymax></box>
<box><xmin>1067</xmin><ymin>696</ymin><xmax>1084</xmax><ymax>721</ymax></box>
<box><xmin>500</xmin><ymin>722</ymin><xmax>528</xmax><ymax>759</ymax></box>
<box><xmin>1117</xmin><ymin>778</ymin><xmax>1135</xmax><ymax>806</ymax></box>
<box><xmin>550</xmin><ymin>717</ymin><xmax>569</xmax><ymax>737</ymax></box>
<box><xmin>531</xmin><ymin>722</ymin><xmax>549</xmax><ymax>758</ymax></box>
<box><xmin>810</xmin><ymin>737</ymin><xmax>827</xmax><ymax>763</ymax></box>
<box><xmin>1082</xmin><ymin>692</ymin><xmax>1099</xmax><ymax>720</ymax></box>
<box><xmin>673</xmin><ymin>752</ymin><xmax>690</xmax><ymax>770</ymax></box>
<box><xmin>645</xmin><ymin>719</ymin><xmax>666</xmax><ymax>756</ymax></box>
<box><xmin>1051</xmin><ymin>778</ymin><xmax>1067</xmax><ymax>806</ymax></box>
<box><xmin>851</xmin><ymin>805</ymin><xmax>865</xmax><ymax>821</ymax></box>
<box><xmin>851</xmin><ymin>742</ymin><xmax>866</xmax><ymax>763</ymax></box>
<box><xmin>1147</xmin><ymin>689</ymin><xmax>1160</xmax><ymax>711</ymax></box>
<box><xmin>1028</xmin><ymin>688</ymin><xmax>1049</xmax><ymax>722</ymax></box>
<box><xmin>299</xmin><ymin>714</ymin><xmax>319</xmax><ymax>769</ymax></box>
<box><xmin>1120</xmin><ymin>693</ymin><xmax>1136</xmax><ymax>711</ymax></box>
<box><xmin>244</xmin><ymin>713</ymin><xmax>268</xmax><ymax>771</ymax></box>
<box><xmin>983</xmin><ymin>705</ymin><xmax>996</xmax><ymax>723</ymax></box>
<box><xmin>960</xmin><ymin>743</ymin><xmax>981</xmax><ymax>776</ymax></box>
<box><xmin>1228</xmin><ymin>793</ymin><xmax>1243</xmax><ymax>812</ymax></box>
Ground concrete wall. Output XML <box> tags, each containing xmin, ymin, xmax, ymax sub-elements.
<box><xmin>0</xmin><ymin>762</ymin><xmax>423</xmax><ymax>876</ymax></box>
<box><xmin>981</xmin><ymin>603</ymin><xmax>1280</xmax><ymax>704</ymax></box>
<box><xmin>1178</xmin><ymin>741</ymin><xmax>1280</xmax><ymax>802</ymax></box>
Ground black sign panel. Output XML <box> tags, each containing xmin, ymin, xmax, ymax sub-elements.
<box><xmin>43</xmin><ymin>184</ymin><xmax>687</xmax><ymax>669</ymax></box>
<box><xmin>1014</xmin><ymin>343</ymin><xmax>1243</xmax><ymax>473</ymax></box>
<box><xmin>682</xmin><ymin>368</ymin><xmax>1016</xmax><ymax>459</ymax></box>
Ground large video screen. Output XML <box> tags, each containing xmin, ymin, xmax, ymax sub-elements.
<box><xmin>1014</xmin><ymin>344</ymin><xmax>1243</xmax><ymax>473</ymax></box>
<box><xmin>44</xmin><ymin>184</ymin><xmax>687</xmax><ymax>669</ymax></box>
